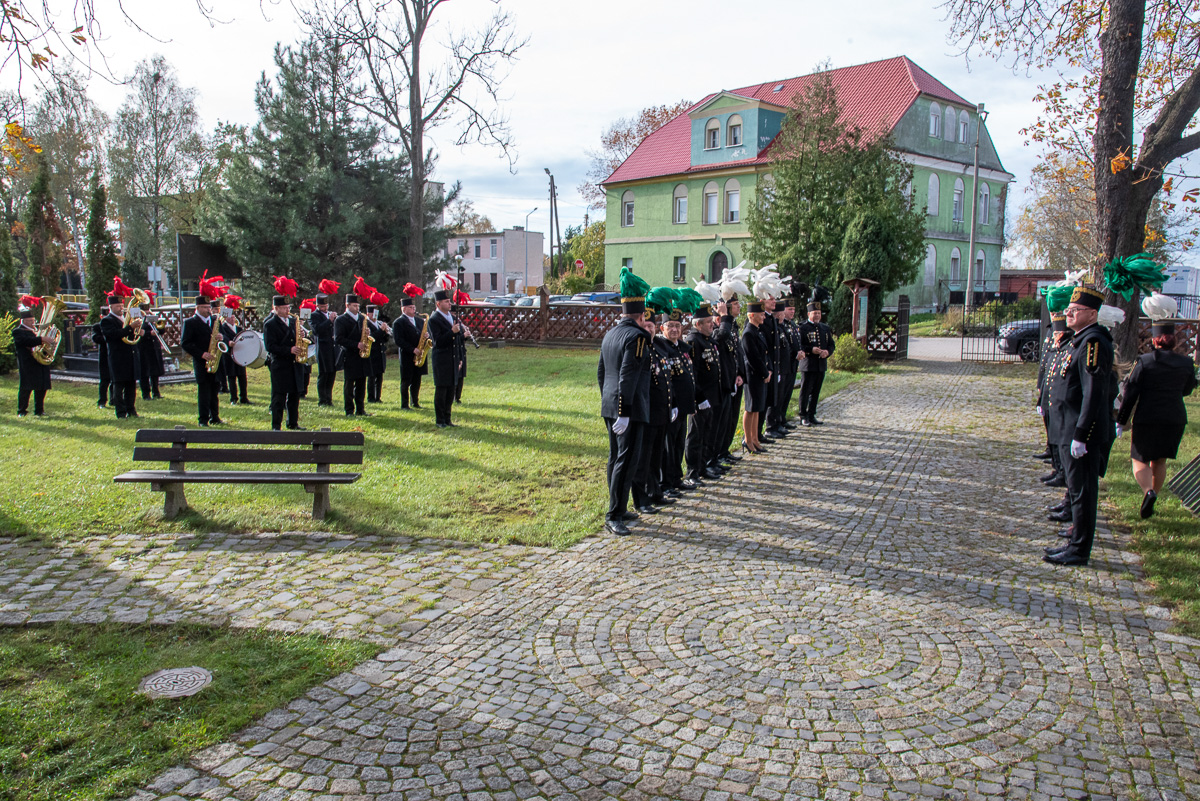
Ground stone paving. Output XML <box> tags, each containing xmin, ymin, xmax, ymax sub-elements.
<box><xmin>4</xmin><ymin>358</ymin><xmax>1200</xmax><ymax>800</ymax></box>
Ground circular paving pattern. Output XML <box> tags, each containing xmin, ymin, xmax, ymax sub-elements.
<box><xmin>139</xmin><ymin>666</ymin><xmax>213</xmax><ymax>699</ymax></box>
<box><xmin>535</xmin><ymin>568</ymin><xmax>1063</xmax><ymax>759</ymax></box>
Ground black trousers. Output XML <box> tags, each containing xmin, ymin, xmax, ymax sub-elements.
<box><xmin>343</xmin><ymin>376</ymin><xmax>367</xmax><ymax>415</ymax></box>
<box><xmin>636</xmin><ymin>423</ymin><xmax>667</xmax><ymax>502</ymax></box>
<box><xmin>722</xmin><ymin>384</ymin><xmax>743</xmax><ymax>454</ymax></box>
<box><xmin>270</xmin><ymin>364</ymin><xmax>301</xmax><ymax>430</ymax></box>
<box><xmin>368</xmin><ymin>373</ymin><xmax>384</xmax><ymax>402</ymax></box>
<box><xmin>434</xmin><ymin>384</ymin><xmax>455</xmax><ymax>425</ymax></box>
<box><xmin>98</xmin><ymin>365</ymin><xmax>112</xmax><ymax>406</ymax></box>
<box><xmin>664</xmin><ymin>416</ymin><xmax>687</xmax><ymax>489</ymax></box>
<box><xmin>113</xmin><ymin>380</ymin><xmax>137</xmax><ymax>418</ymax></box>
<box><xmin>400</xmin><ymin>370</ymin><xmax>422</xmax><ymax>408</ymax></box>
<box><xmin>17</xmin><ymin>383</ymin><xmax>46</xmax><ymax>415</ymax></box>
<box><xmin>685</xmin><ymin>407</ymin><xmax>714</xmax><ymax>479</ymax></box>
<box><xmin>780</xmin><ymin>366</ymin><xmax>798</xmax><ymax>420</ymax></box>
<box><xmin>140</xmin><ymin>373</ymin><xmax>161</xmax><ymax>399</ymax></box>
<box><xmin>195</xmin><ymin>368</ymin><xmax>221</xmax><ymax>424</ymax></box>
<box><xmin>605</xmin><ymin>418</ymin><xmax>644</xmax><ymax>520</ymax></box>
<box><xmin>455</xmin><ymin>374</ymin><xmax>465</xmax><ymax>403</ymax></box>
<box><xmin>317</xmin><ymin>369</ymin><xmax>337</xmax><ymax>405</ymax></box>
<box><xmin>706</xmin><ymin>393</ymin><xmax>730</xmax><ymax>467</ymax></box>
<box><xmin>301</xmin><ymin>365</ymin><xmax>311</xmax><ymax>397</ymax></box>
<box><xmin>1062</xmin><ymin>446</ymin><xmax>1102</xmax><ymax>559</ymax></box>
<box><xmin>226</xmin><ymin>364</ymin><xmax>248</xmax><ymax>402</ymax></box>
<box><xmin>759</xmin><ymin>376</ymin><xmax>778</xmax><ymax>438</ymax></box>
<box><xmin>799</xmin><ymin>370</ymin><xmax>826</xmax><ymax>419</ymax></box>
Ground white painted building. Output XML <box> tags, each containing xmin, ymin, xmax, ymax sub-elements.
<box><xmin>448</xmin><ymin>227</ymin><xmax>544</xmax><ymax>295</ymax></box>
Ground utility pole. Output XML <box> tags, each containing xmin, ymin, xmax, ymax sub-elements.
<box><xmin>545</xmin><ymin>168</ymin><xmax>563</xmax><ymax>279</ymax></box>
<box><xmin>965</xmin><ymin>103</ymin><xmax>989</xmax><ymax>310</ymax></box>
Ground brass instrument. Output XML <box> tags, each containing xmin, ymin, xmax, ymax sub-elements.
<box><xmin>294</xmin><ymin>312</ymin><xmax>315</xmax><ymax>365</ymax></box>
<box><xmin>31</xmin><ymin>295</ymin><xmax>66</xmax><ymax>366</ymax></box>
<box><xmin>206</xmin><ymin>301</ymin><xmax>228</xmax><ymax>374</ymax></box>
<box><xmin>120</xmin><ymin>288</ymin><xmax>151</xmax><ymax>345</ymax></box>
<box><xmin>414</xmin><ymin>316</ymin><xmax>432</xmax><ymax>367</ymax></box>
<box><xmin>360</xmin><ymin>311</ymin><xmax>374</xmax><ymax>352</ymax></box>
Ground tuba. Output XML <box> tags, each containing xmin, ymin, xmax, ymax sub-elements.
<box><xmin>121</xmin><ymin>288</ymin><xmax>151</xmax><ymax>345</ymax></box>
<box><xmin>32</xmin><ymin>295</ymin><xmax>66</xmax><ymax>366</ymax></box>
<box><xmin>414</xmin><ymin>316</ymin><xmax>432</xmax><ymax>367</ymax></box>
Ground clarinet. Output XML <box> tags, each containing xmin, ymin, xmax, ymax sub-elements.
<box><xmin>452</xmin><ymin>312</ymin><xmax>480</xmax><ymax>349</ymax></box>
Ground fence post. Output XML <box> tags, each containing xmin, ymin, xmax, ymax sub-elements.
<box><xmin>538</xmin><ymin>286</ymin><xmax>550</xmax><ymax>342</ymax></box>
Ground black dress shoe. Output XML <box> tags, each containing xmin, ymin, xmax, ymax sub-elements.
<box><xmin>810</xmin><ymin>418</ymin><xmax>824</xmax><ymax>426</ymax></box>
<box><xmin>1044</xmin><ymin>544</ymin><xmax>1069</xmax><ymax>555</ymax></box>
<box><xmin>783</xmin><ymin>422</ymin><xmax>796</xmax><ymax>430</ymax></box>
<box><xmin>1044</xmin><ymin>551</ymin><xmax>1088</xmax><ymax>566</ymax></box>
<box><xmin>1058</xmin><ymin>526</ymin><xmax>1073</xmax><ymax>538</ymax></box>
<box><xmin>622</xmin><ymin>510</ymin><xmax>640</xmax><ymax>521</ymax></box>
<box><xmin>286</xmin><ymin>425</ymin><xmax>307</xmax><ymax>431</ymax></box>
<box><xmin>1043</xmin><ymin>475</ymin><xmax>1067</xmax><ymax>488</ymax></box>
<box><xmin>1032</xmin><ymin>448</ymin><xmax>1053</xmax><ymax>460</ymax></box>
<box><xmin>679</xmin><ymin>480</ymin><xmax>699</xmax><ymax>491</ymax></box>
<box><xmin>1048</xmin><ymin>500</ymin><xmax>1069</xmax><ymax>513</ymax></box>
<box><xmin>448</xmin><ymin>422</ymin><xmax>460</xmax><ymax>427</ymax></box>
<box><xmin>356</xmin><ymin>411</ymin><xmax>373</xmax><ymax>417</ymax></box>
<box><xmin>1038</xmin><ymin>470</ymin><xmax>1058</xmax><ymax>482</ymax></box>
<box><xmin>605</xmin><ymin>519</ymin><xmax>631</xmax><ymax>536</ymax></box>
<box><xmin>635</xmin><ymin>505</ymin><xmax>658</xmax><ymax>515</ymax></box>
<box><xmin>652</xmin><ymin>496</ymin><xmax>676</xmax><ymax>506</ymax></box>
<box><xmin>401</xmin><ymin>404</ymin><xmax>410</xmax><ymax>409</ymax></box>
<box><xmin>768</xmin><ymin>428</ymin><xmax>789</xmax><ymax>438</ymax></box>
<box><xmin>724</xmin><ymin>452</ymin><xmax>743</xmax><ymax>463</ymax></box>
<box><xmin>198</xmin><ymin>422</ymin><xmax>209</xmax><ymax>427</ymax></box>
<box><xmin>412</xmin><ymin>403</ymin><xmax>421</xmax><ymax>408</ymax></box>
<box><xmin>1047</xmin><ymin>509</ymin><xmax>1072</xmax><ymax>522</ymax></box>
<box><xmin>1140</xmin><ymin>490</ymin><xmax>1157</xmax><ymax>519</ymax></box>
<box><xmin>760</xmin><ymin>435</ymin><xmax>776</xmax><ymax>443</ymax></box>
<box><xmin>702</xmin><ymin>468</ymin><xmax>721</xmax><ymax>480</ymax></box>
<box><xmin>800</xmin><ymin>418</ymin><xmax>812</xmax><ymax>427</ymax></box>
<box><xmin>209</xmin><ymin>418</ymin><xmax>224</xmax><ymax>425</ymax></box>
<box><xmin>664</xmin><ymin>489</ymin><xmax>682</xmax><ymax>499</ymax></box>
<box><xmin>436</xmin><ymin>423</ymin><xmax>448</xmax><ymax>428</ymax></box>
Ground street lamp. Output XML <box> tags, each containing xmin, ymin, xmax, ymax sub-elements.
<box><xmin>454</xmin><ymin>253</ymin><xmax>464</xmax><ymax>298</ymax></box>
<box><xmin>524</xmin><ymin>206</ymin><xmax>538</xmax><ymax>294</ymax></box>
<box><xmin>965</xmin><ymin>102</ymin><xmax>989</xmax><ymax>310</ymax></box>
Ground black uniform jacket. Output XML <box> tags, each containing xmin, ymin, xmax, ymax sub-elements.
<box><xmin>335</xmin><ymin>312</ymin><xmax>375</xmax><ymax>380</ymax></box>
<box><xmin>368</xmin><ymin>318</ymin><xmax>388</xmax><ymax>374</ymax></box>
<box><xmin>646</xmin><ymin>335</ymin><xmax>674</xmax><ymax>427</ymax></box>
<box><xmin>685</xmin><ymin>329</ymin><xmax>721</xmax><ymax>405</ymax></box>
<box><xmin>798</xmin><ymin>320</ymin><xmax>836</xmax><ymax>372</ymax></box>
<box><xmin>659</xmin><ymin>335</ymin><xmax>696</xmax><ymax>416</ymax></box>
<box><xmin>597</xmin><ymin>317</ymin><xmax>651</xmax><ymax>421</ymax></box>
<box><xmin>1049</xmin><ymin>322</ymin><xmax>1115</xmax><ymax>457</ymax></box>
<box><xmin>761</xmin><ymin>313</ymin><xmax>784</xmax><ymax>375</ymax></box>
<box><xmin>427</xmin><ymin>309</ymin><xmax>465</xmax><ymax>386</ymax></box>
<box><xmin>181</xmin><ymin>314</ymin><xmax>219</xmax><ymax>377</ymax></box>
<box><xmin>1038</xmin><ymin>332</ymin><xmax>1071</xmax><ymax>411</ymax></box>
<box><xmin>394</xmin><ymin>313</ymin><xmax>428</xmax><ymax>377</ymax></box>
<box><xmin>100</xmin><ymin>312</ymin><xmax>141</xmax><ymax>382</ymax></box>
<box><xmin>741</xmin><ymin>323</ymin><xmax>770</xmax><ymax>383</ymax></box>
<box><xmin>13</xmin><ymin>324</ymin><xmax>51</xmax><ymax>390</ymax></box>
<box><xmin>712</xmin><ymin>315</ymin><xmax>740</xmax><ymax>392</ymax></box>
<box><xmin>263</xmin><ymin>313</ymin><xmax>306</xmax><ymax>384</ymax></box>
<box><xmin>1117</xmin><ymin>348</ymin><xmax>1197</xmax><ymax>428</ymax></box>
<box><xmin>92</xmin><ymin>321</ymin><xmax>109</xmax><ymax>371</ymax></box>
<box><xmin>309</xmin><ymin>309</ymin><xmax>338</xmax><ymax>372</ymax></box>
<box><xmin>138</xmin><ymin>318</ymin><xmax>166</xmax><ymax>377</ymax></box>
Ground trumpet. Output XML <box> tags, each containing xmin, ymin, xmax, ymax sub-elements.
<box><xmin>32</xmin><ymin>295</ymin><xmax>66</xmax><ymax>365</ymax></box>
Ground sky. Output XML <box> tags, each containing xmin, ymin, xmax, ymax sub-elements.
<box><xmin>5</xmin><ymin>0</ymin><xmax>1150</xmax><ymax>262</ymax></box>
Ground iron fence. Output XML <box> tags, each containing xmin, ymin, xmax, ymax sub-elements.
<box><xmin>959</xmin><ymin>303</ymin><xmax>1029</xmax><ymax>363</ymax></box>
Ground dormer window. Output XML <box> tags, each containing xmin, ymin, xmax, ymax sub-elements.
<box><xmin>929</xmin><ymin>102</ymin><xmax>942</xmax><ymax>138</ymax></box>
<box><xmin>727</xmin><ymin>115</ymin><xmax>743</xmax><ymax>147</ymax></box>
<box><xmin>705</xmin><ymin>118</ymin><xmax>720</xmax><ymax>150</ymax></box>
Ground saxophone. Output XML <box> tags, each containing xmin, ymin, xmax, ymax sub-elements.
<box><xmin>206</xmin><ymin>303</ymin><xmax>227</xmax><ymax>374</ymax></box>
<box><xmin>414</xmin><ymin>316</ymin><xmax>432</xmax><ymax>367</ymax></box>
<box><xmin>294</xmin><ymin>313</ymin><xmax>314</xmax><ymax>365</ymax></box>
<box><xmin>360</xmin><ymin>311</ymin><xmax>375</xmax><ymax>353</ymax></box>
<box><xmin>32</xmin><ymin>295</ymin><xmax>66</xmax><ymax>365</ymax></box>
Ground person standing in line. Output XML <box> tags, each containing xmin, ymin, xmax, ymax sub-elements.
<box><xmin>334</xmin><ymin>292</ymin><xmax>373</xmax><ymax>417</ymax></box>
<box><xmin>310</xmin><ymin>290</ymin><xmax>339</xmax><ymax>407</ymax></box>
<box><xmin>180</xmin><ymin>292</ymin><xmax>226</xmax><ymax>427</ymax></box>
<box><xmin>263</xmin><ymin>291</ymin><xmax>307</xmax><ymax>430</ymax></box>
<box><xmin>220</xmin><ymin>297</ymin><xmax>250</xmax><ymax>405</ymax></box>
<box><xmin>137</xmin><ymin>301</ymin><xmax>167</xmax><ymax>400</ymax></box>
<box><xmin>685</xmin><ymin>303</ymin><xmax>724</xmax><ymax>482</ymax></box>
<box><xmin>597</xmin><ymin>267</ymin><xmax>652</xmax><ymax>536</ymax></box>
<box><xmin>100</xmin><ymin>288</ymin><xmax>142</xmax><ymax>419</ymax></box>
<box><xmin>797</xmin><ymin>300</ymin><xmax>835</xmax><ymax>426</ymax></box>
<box><xmin>714</xmin><ymin>296</ymin><xmax>746</xmax><ymax>463</ymax></box>
<box><xmin>93</xmin><ymin>304</ymin><xmax>113</xmax><ymax>408</ymax></box>
<box><xmin>660</xmin><ymin>306</ymin><xmax>697</xmax><ymax>494</ymax></box>
<box><xmin>12</xmin><ymin>306</ymin><xmax>52</xmax><ymax>417</ymax></box>
<box><xmin>760</xmin><ymin>293</ymin><xmax>788</xmax><ymax>440</ymax></box>
<box><xmin>366</xmin><ymin>304</ymin><xmax>389</xmax><ymax>403</ymax></box>
<box><xmin>428</xmin><ymin>279</ymin><xmax>466</xmax><ymax>428</ymax></box>
<box><xmin>633</xmin><ymin>312</ymin><xmax>674</xmax><ymax>514</ymax></box>
<box><xmin>1116</xmin><ymin>315</ymin><xmax>1197</xmax><ymax>518</ymax></box>
<box><xmin>395</xmin><ymin>285</ymin><xmax>427</xmax><ymax>409</ymax></box>
<box><xmin>740</xmin><ymin>300</ymin><xmax>771</xmax><ymax>454</ymax></box>
<box><xmin>1040</xmin><ymin>311</ymin><xmax>1074</xmax><ymax>524</ymax></box>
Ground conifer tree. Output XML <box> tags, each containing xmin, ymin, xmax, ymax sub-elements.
<box><xmin>85</xmin><ymin>172</ymin><xmax>121</xmax><ymax>322</ymax></box>
<box><xmin>24</xmin><ymin>155</ymin><xmax>65</xmax><ymax>296</ymax></box>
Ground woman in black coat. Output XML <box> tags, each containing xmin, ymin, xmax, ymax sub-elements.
<box><xmin>740</xmin><ymin>301</ymin><xmax>771</xmax><ymax>454</ymax></box>
<box><xmin>1116</xmin><ymin>322</ymin><xmax>1198</xmax><ymax>518</ymax></box>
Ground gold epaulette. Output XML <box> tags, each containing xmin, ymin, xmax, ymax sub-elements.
<box><xmin>1087</xmin><ymin>341</ymin><xmax>1098</xmax><ymax>369</ymax></box>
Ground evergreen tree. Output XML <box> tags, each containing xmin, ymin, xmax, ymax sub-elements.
<box><xmin>828</xmin><ymin>208</ymin><xmax>924</xmax><ymax>335</ymax></box>
<box><xmin>0</xmin><ymin>196</ymin><xmax>17</xmax><ymax>315</ymax></box>
<box><xmin>24</xmin><ymin>155</ymin><xmax>65</xmax><ymax>296</ymax></box>
<box><xmin>85</xmin><ymin>172</ymin><xmax>122</xmax><ymax>322</ymax></box>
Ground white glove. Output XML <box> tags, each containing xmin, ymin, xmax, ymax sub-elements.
<box><xmin>612</xmin><ymin>416</ymin><xmax>629</xmax><ymax>436</ymax></box>
<box><xmin>698</xmin><ymin>400</ymin><xmax>711</xmax><ymax>411</ymax></box>
<box><xmin>1070</xmin><ymin>440</ymin><xmax>1087</xmax><ymax>459</ymax></box>
<box><xmin>1114</xmin><ymin>424</ymin><xmax>1124</xmax><ymax>438</ymax></box>
<box><xmin>1036</xmin><ymin>405</ymin><xmax>1043</xmax><ymax>417</ymax></box>
<box><xmin>670</xmin><ymin>407</ymin><xmax>678</xmax><ymax>422</ymax></box>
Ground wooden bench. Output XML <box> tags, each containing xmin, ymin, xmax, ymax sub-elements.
<box><xmin>114</xmin><ymin>427</ymin><xmax>365</xmax><ymax>520</ymax></box>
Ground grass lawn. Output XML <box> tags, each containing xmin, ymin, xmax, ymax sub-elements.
<box><xmin>0</xmin><ymin>346</ymin><xmax>877</xmax><ymax>546</ymax></box>
<box><xmin>1103</xmin><ymin>391</ymin><xmax>1200</xmax><ymax>636</ymax></box>
<box><xmin>908</xmin><ymin>312</ymin><xmax>957</xmax><ymax>337</ymax></box>
<box><xmin>0</xmin><ymin>623</ymin><xmax>377</xmax><ymax>801</ymax></box>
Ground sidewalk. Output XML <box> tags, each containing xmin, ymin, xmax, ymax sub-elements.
<box><xmin>5</xmin><ymin>358</ymin><xmax>1198</xmax><ymax>800</ymax></box>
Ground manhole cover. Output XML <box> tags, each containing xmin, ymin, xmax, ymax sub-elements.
<box><xmin>139</xmin><ymin>667</ymin><xmax>213</xmax><ymax>698</ymax></box>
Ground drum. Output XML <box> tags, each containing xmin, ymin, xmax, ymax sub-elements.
<box><xmin>230</xmin><ymin>331</ymin><xmax>267</xmax><ymax>369</ymax></box>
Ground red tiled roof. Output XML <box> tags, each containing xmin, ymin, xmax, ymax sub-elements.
<box><xmin>604</xmin><ymin>56</ymin><xmax>972</xmax><ymax>186</ymax></box>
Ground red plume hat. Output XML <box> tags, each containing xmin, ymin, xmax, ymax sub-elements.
<box><xmin>272</xmin><ymin>275</ymin><xmax>299</xmax><ymax>299</ymax></box>
<box><xmin>318</xmin><ymin>278</ymin><xmax>341</xmax><ymax>296</ymax></box>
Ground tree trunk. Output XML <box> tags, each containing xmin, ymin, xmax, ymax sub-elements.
<box><xmin>407</xmin><ymin>15</ymin><xmax>425</xmax><ymax>288</ymax></box>
<box><xmin>1092</xmin><ymin>0</ymin><xmax>1146</xmax><ymax>362</ymax></box>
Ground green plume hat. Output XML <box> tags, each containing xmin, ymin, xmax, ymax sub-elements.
<box><xmin>1040</xmin><ymin>284</ymin><xmax>1076</xmax><ymax>313</ymax></box>
<box><xmin>674</xmin><ymin>287</ymin><xmax>704</xmax><ymax>315</ymax></box>
<box><xmin>618</xmin><ymin>266</ymin><xmax>649</xmax><ymax>314</ymax></box>
<box><xmin>645</xmin><ymin>286</ymin><xmax>680</xmax><ymax>315</ymax></box>
<box><xmin>1102</xmin><ymin>253</ymin><xmax>1167</xmax><ymax>301</ymax></box>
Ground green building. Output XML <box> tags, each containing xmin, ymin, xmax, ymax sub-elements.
<box><xmin>602</xmin><ymin>57</ymin><xmax>1013</xmax><ymax>310</ymax></box>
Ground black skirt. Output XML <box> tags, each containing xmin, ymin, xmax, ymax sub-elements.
<box><xmin>745</xmin><ymin>378</ymin><xmax>767</xmax><ymax>413</ymax></box>
<box><xmin>1130</xmin><ymin>422</ymin><xmax>1186</xmax><ymax>462</ymax></box>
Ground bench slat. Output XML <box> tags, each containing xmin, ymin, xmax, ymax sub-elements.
<box><xmin>134</xmin><ymin>429</ymin><xmax>365</xmax><ymax>446</ymax></box>
<box><xmin>132</xmin><ymin>447</ymin><xmax>364</xmax><ymax>465</ymax></box>
<box><xmin>115</xmin><ymin>470</ymin><xmax>361</xmax><ymax>484</ymax></box>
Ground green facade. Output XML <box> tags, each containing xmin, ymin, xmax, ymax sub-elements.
<box><xmin>604</xmin><ymin>90</ymin><xmax>1013</xmax><ymax>311</ymax></box>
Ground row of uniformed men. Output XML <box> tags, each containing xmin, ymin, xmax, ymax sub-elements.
<box><xmin>599</xmin><ymin>291</ymin><xmax>835</xmax><ymax>536</ymax></box>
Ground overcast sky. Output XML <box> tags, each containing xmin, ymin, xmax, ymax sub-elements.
<box><xmin>8</xmin><ymin>0</ymin><xmax>1148</xmax><ymax>262</ymax></box>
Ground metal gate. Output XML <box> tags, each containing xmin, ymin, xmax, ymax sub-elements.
<box><xmin>959</xmin><ymin>304</ymin><xmax>1032</xmax><ymax>363</ymax></box>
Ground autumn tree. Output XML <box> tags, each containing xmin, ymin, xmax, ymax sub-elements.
<box><xmin>24</xmin><ymin>154</ymin><xmax>65</xmax><ymax>294</ymax></box>
<box><xmin>300</xmin><ymin>0</ymin><xmax>526</xmax><ymax>287</ymax></box>
<box><xmin>578</xmin><ymin>100</ymin><xmax>691</xmax><ymax>210</ymax></box>
<box><xmin>562</xmin><ymin>220</ymin><xmax>606</xmax><ymax>285</ymax></box>
<box><xmin>446</xmin><ymin>197</ymin><xmax>495</xmax><ymax>235</ymax></box>
<box><xmin>944</xmin><ymin>0</ymin><xmax>1200</xmax><ymax>360</ymax></box>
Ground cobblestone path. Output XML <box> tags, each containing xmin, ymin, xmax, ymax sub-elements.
<box><xmin>5</xmin><ymin>360</ymin><xmax>1200</xmax><ymax>800</ymax></box>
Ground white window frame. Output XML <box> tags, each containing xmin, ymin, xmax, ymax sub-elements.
<box><xmin>704</xmin><ymin>119</ymin><xmax>720</xmax><ymax>150</ymax></box>
<box><xmin>703</xmin><ymin>181</ymin><xmax>719</xmax><ymax>225</ymax></box>
<box><xmin>673</xmin><ymin>256</ymin><xmax>687</xmax><ymax>284</ymax></box>
<box><xmin>958</xmin><ymin>109</ymin><xmax>970</xmax><ymax>143</ymax></box>
<box><xmin>489</xmin><ymin>239</ymin><xmax>497</xmax><ymax>258</ymax></box>
<box><xmin>945</xmin><ymin>108</ymin><xmax>956</xmax><ymax>144</ymax></box>
<box><xmin>727</xmin><ymin>115</ymin><xmax>743</xmax><ymax>147</ymax></box>
<box><xmin>952</xmin><ymin>178</ymin><xmax>965</xmax><ymax>222</ymax></box>
<box><xmin>924</xmin><ymin>245</ymin><xmax>936</xmax><ymax>287</ymax></box>
<box><xmin>950</xmin><ymin>247</ymin><xmax>961</xmax><ymax>282</ymax></box>
<box><xmin>975</xmin><ymin>250</ymin><xmax>986</xmax><ymax>286</ymax></box>
<box><xmin>621</xmin><ymin>190</ymin><xmax>635</xmax><ymax>227</ymax></box>
<box><xmin>673</xmin><ymin>184</ymin><xmax>688</xmax><ymax>224</ymax></box>
<box><xmin>474</xmin><ymin>240</ymin><xmax>481</xmax><ymax>258</ymax></box>
<box><xmin>979</xmin><ymin>183</ymin><xmax>990</xmax><ymax>224</ymax></box>
<box><xmin>927</xmin><ymin>173</ymin><xmax>940</xmax><ymax>216</ymax></box>
<box><xmin>929</xmin><ymin>102</ymin><xmax>941</xmax><ymax>138</ymax></box>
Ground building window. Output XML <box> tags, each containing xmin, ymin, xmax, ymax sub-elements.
<box><xmin>945</xmin><ymin>108</ymin><xmax>956</xmax><ymax>143</ymax></box>
<box><xmin>959</xmin><ymin>109</ymin><xmax>970</xmax><ymax>143</ymax></box>
<box><xmin>673</xmin><ymin>257</ymin><xmax>687</xmax><ymax>284</ymax></box>
<box><xmin>924</xmin><ymin>245</ymin><xmax>936</xmax><ymax>287</ymax></box>
<box><xmin>490</xmin><ymin>273</ymin><xmax>498</xmax><ymax>291</ymax></box>
<box><xmin>950</xmin><ymin>247</ymin><xmax>961</xmax><ymax>282</ymax></box>
<box><xmin>621</xmin><ymin>257</ymin><xmax>633</xmax><ymax>272</ymax></box>
<box><xmin>727</xmin><ymin>114</ymin><xmax>743</xmax><ymax>147</ymax></box>
<box><xmin>705</xmin><ymin>118</ymin><xmax>720</xmax><ymax>150</ymax></box>
<box><xmin>703</xmin><ymin>181</ymin><xmax>719</xmax><ymax>224</ymax></box>
<box><xmin>673</xmin><ymin>184</ymin><xmax>688</xmax><ymax>224</ymax></box>
<box><xmin>621</xmin><ymin>189</ymin><xmax>635</xmax><ymax>227</ymax></box>
<box><xmin>929</xmin><ymin>102</ymin><xmax>941</xmax><ymax>138</ymax></box>
<box><xmin>474</xmin><ymin>240</ymin><xmax>481</xmax><ymax>258</ymax></box>
<box><xmin>979</xmin><ymin>183</ymin><xmax>990</xmax><ymax>224</ymax></box>
<box><xmin>725</xmin><ymin>178</ymin><xmax>740</xmax><ymax>223</ymax></box>
<box><xmin>473</xmin><ymin>273</ymin><xmax>482</xmax><ymax>291</ymax></box>
<box><xmin>952</xmin><ymin>178</ymin><xmax>965</xmax><ymax>222</ymax></box>
<box><xmin>490</xmin><ymin>239</ymin><xmax>497</xmax><ymax>258</ymax></box>
<box><xmin>927</xmin><ymin>173</ymin><xmax>940</xmax><ymax>216</ymax></box>
<box><xmin>975</xmin><ymin>250</ymin><xmax>985</xmax><ymax>286</ymax></box>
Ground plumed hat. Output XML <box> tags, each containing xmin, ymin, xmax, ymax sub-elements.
<box><xmin>318</xmin><ymin>278</ymin><xmax>341</xmax><ymax>296</ymax></box>
<box><xmin>272</xmin><ymin>275</ymin><xmax>298</xmax><ymax>299</ymax></box>
<box><xmin>618</xmin><ymin>266</ymin><xmax>649</xmax><ymax>314</ymax></box>
<box><xmin>1102</xmin><ymin>253</ymin><xmax>1167</xmax><ymax>301</ymax></box>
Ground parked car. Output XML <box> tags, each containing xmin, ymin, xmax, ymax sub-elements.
<box><xmin>515</xmin><ymin>294</ymin><xmax>574</xmax><ymax>307</ymax></box>
<box><xmin>997</xmin><ymin>319</ymin><xmax>1042</xmax><ymax>361</ymax></box>
<box><xmin>567</xmin><ymin>291</ymin><xmax>620</xmax><ymax>304</ymax></box>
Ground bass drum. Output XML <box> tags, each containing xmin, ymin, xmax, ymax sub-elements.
<box><xmin>230</xmin><ymin>331</ymin><xmax>267</xmax><ymax>369</ymax></box>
